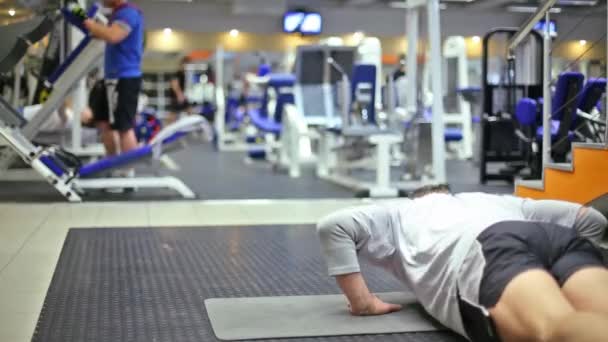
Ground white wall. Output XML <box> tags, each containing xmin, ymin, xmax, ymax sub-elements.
<box><xmin>136</xmin><ymin>1</ymin><xmax>606</xmax><ymax>41</ymax></box>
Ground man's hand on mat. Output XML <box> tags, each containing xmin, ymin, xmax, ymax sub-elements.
<box><xmin>348</xmin><ymin>295</ymin><xmax>402</xmax><ymax>316</ymax></box>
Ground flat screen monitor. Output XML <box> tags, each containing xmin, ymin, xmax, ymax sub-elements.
<box><xmin>297</xmin><ymin>50</ymin><xmax>325</xmax><ymax>84</ymax></box>
<box><xmin>283</xmin><ymin>11</ymin><xmax>305</xmax><ymax>33</ymax></box>
<box><xmin>300</xmin><ymin>13</ymin><xmax>322</xmax><ymax>35</ymax></box>
<box><xmin>534</xmin><ymin>19</ymin><xmax>557</xmax><ymax>37</ymax></box>
<box><xmin>283</xmin><ymin>11</ymin><xmax>322</xmax><ymax>35</ymax></box>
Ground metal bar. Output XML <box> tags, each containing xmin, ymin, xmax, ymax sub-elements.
<box><xmin>406</xmin><ymin>0</ymin><xmax>427</xmax><ymax>8</ymax></box>
<box><xmin>507</xmin><ymin>0</ymin><xmax>558</xmax><ymax>56</ymax></box>
<box><xmin>541</xmin><ymin>11</ymin><xmax>552</xmax><ymax>176</ymax></box>
<box><xmin>75</xmin><ymin>176</ymin><xmax>196</xmax><ymax>198</ymax></box>
<box><xmin>11</xmin><ymin>60</ymin><xmax>22</xmax><ymax>107</ymax></box>
<box><xmin>406</xmin><ymin>6</ymin><xmax>419</xmax><ymax>118</ymax></box>
<box><xmin>427</xmin><ymin>0</ymin><xmax>447</xmax><ymax>183</ymax></box>
<box><xmin>341</xmin><ymin>75</ymin><xmax>351</xmax><ymax>127</ymax></box>
<box><xmin>214</xmin><ymin>45</ymin><xmax>226</xmax><ymax>150</ymax></box>
<box><xmin>387</xmin><ymin>74</ymin><xmax>396</xmax><ymax>121</ymax></box>
<box><xmin>23</xmin><ymin>39</ymin><xmax>104</xmax><ymax>139</ymax></box>
<box><xmin>70</xmin><ymin>24</ymin><xmax>87</xmax><ymax>153</ymax></box>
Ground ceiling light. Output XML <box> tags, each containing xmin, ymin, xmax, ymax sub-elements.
<box><xmin>472</xmin><ymin>36</ymin><xmax>481</xmax><ymax>43</ymax></box>
<box><xmin>353</xmin><ymin>31</ymin><xmax>365</xmax><ymax>41</ymax></box>
<box><xmin>229</xmin><ymin>29</ymin><xmax>239</xmax><ymax>37</ymax></box>
<box><xmin>389</xmin><ymin>1</ymin><xmax>407</xmax><ymax>8</ymax></box>
<box><xmin>389</xmin><ymin>1</ymin><xmax>448</xmax><ymax>9</ymax></box>
<box><xmin>579</xmin><ymin>40</ymin><xmax>587</xmax><ymax>46</ymax></box>
<box><xmin>8</xmin><ymin>9</ymin><xmax>15</xmax><ymax>16</ymax></box>
<box><xmin>557</xmin><ymin>0</ymin><xmax>597</xmax><ymax>5</ymax></box>
<box><xmin>507</xmin><ymin>6</ymin><xmax>562</xmax><ymax>13</ymax></box>
<box><xmin>163</xmin><ymin>28</ymin><xmax>172</xmax><ymax>36</ymax></box>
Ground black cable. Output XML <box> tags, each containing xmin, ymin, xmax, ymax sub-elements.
<box><xmin>550</xmin><ymin>34</ymin><xmax>607</xmax><ymax>86</ymax></box>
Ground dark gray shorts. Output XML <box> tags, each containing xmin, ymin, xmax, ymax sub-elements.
<box><xmin>459</xmin><ymin>220</ymin><xmax>605</xmax><ymax>342</ymax></box>
<box><xmin>477</xmin><ymin>220</ymin><xmax>605</xmax><ymax>308</ymax></box>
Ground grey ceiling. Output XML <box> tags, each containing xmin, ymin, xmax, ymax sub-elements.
<box><xmin>0</xmin><ymin>0</ymin><xmax>604</xmax><ymax>21</ymax></box>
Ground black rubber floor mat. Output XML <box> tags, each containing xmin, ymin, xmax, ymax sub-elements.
<box><xmin>33</xmin><ymin>226</ymin><xmax>467</xmax><ymax>342</ymax></box>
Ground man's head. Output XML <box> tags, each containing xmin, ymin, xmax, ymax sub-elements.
<box><xmin>411</xmin><ymin>184</ymin><xmax>451</xmax><ymax>199</ymax></box>
<box><xmin>102</xmin><ymin>0</ymin><xmax>124</xmax><ymax>9</ymax></box>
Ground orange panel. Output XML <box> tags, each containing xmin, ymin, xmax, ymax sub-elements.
<box><xmin>515</xmin><ymin>146</ymin><xmax>608</xmax><ymax>204</ymax></box>
<box><xmin>187</xmin><ymin>50</ymin><xmax>212</xmax><ymax>61</ymax></box>
<box><xmin>382</xmin><ymin>54</ymin><xmax>399</xmax><ymax>65</ymax></box>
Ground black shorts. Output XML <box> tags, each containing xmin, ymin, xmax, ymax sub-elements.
<box><xmin>458</xmin><ymin>220</ymin><xmax>605</xmax><ymax>342</ymax></box>
<box><xmin>89</xmin><ymin>77</ymin><xmax>141</xmax><ymax>132</ymax></box>
<box><xmin>169</xmin><ymin>99</ymin><xmax>190</xmax><ymax>113</ymax></box>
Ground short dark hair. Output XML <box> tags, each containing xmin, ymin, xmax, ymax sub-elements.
<box><xmin>411</xmin><ymin>183</ymin><xmax>451</xmax><ymax>198</ymax></box>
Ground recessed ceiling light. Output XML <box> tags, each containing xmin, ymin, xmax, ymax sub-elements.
<box><xmin>507</xmin><ymin>5</ymin><xmax>562</xmax><ymax>13</ymax></box>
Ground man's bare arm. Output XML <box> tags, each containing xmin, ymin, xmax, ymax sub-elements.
<box><xmin>336</xmin><ymin>273</ymin><xmax>402</xmax><ymax>316</ymax></box>
<box><xmin>522</xmin><ymin>199</ymin><xmax>607</xmax><ymax>245</ymax></box>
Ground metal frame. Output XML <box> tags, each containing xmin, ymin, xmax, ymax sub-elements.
<box><xmin>73</xmin><ymin>177</ymin><xmax>195</xmax><ymax>200</ymax></box>
<box><xmin>405</xmin><ymin>0</ymin><xmax>447</xmax><ymax>183</ymax></box>
<box><xmin>214</xmin><ymin>45</ymin><xmax>269</xmax><ymax>152</ymax></box>
<box><xmin>0</xmin><ymin>30</ymin><xmax>105</xmax><ymax>173</ymax></box>
<box><xmin>316</xmin><ymin>130</ymin><xmax>404</xmax><ymax>197</ymax></box>
<box><xmin>69</xmin><ymin>0</ymin><xmax>104</xmax><ymax>158</ymax></box>
<box><xmin>507</xmin><ymin>0</ymin><xmax>558</xmax><ymax>181</ymax></box>
<box><xmin>541</xmin><ymin>11</ymin><xmax>552</xmax><ymax>181</ymax></box>
<box><xmin>293</xmin><ymin>44</ymin><xmax>356</xmax><ymax>127</ymax></box>
<box><xmin>443</xmin><ymin>36</ymin><xmax>473</xmax><ymax>159</ymax></box>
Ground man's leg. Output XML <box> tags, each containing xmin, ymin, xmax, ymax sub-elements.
<box><xmin>489</xmin><ymin>269</ymin><xmax>575</xmax><ymax>342</ymax></box>
<box><xmin>476</xmin><ymin>221</ymin><xmax>608</xmax><ymax>342</ymax></box>
<box><xmin>561</xmin><ymin>267</ymin><xmax>608</xmax><ymax>313</ymax></box>
<box><xmin>114</xmin><ymin>78</ymin><xmax>141</xmax><ymax>154</ymax></box>
<box><xmin>97</xmin><ymin>121</ymin><xmax>117</xmax><ymax>156</ymax></box>
<box><xmin>548</xmin><ymin>312</ymin><xmax>608</xmax><ymax>342</ymax></box>
<box><xmin>119</xmin><ymin>128</ymin><xmax>138</xmax><ymax>153</ymax></box>
<box><xmin>490</xmin><ymin>269</ymin><xmax>608</xmax><ymax>342</ymax></box>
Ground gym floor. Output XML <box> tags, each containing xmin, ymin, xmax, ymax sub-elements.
<box><xmin>0</xmin><ymin>143</ymin><xmax>513</xmax><ymax>341</ymax></box>
<box><xmin>0</xmin><ymin>141</ymin><xmax>512</xmax><ymax>202</ymax></box>
<box><xmin>0</xmin><ymin>199</ymin><xmax>366</xmax><ymax>341</ymax></box>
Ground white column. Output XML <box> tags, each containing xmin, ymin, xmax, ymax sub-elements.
<box><xmin>12</xmin><ymin>60</ymin><xmax>22</xmax><ymax>107</ymax></box>
<box><xmin>406</xmin><ymin>6</ymin><xmax>419</xmax><ymax>118</ymax></box>
<box><xmin>426</xmin><ymin>0</ymin><xmax>447</xmax><ymax>183</ymax></box>
<box><xmin>214</xmin><ymin>45</ymin><xmax>225</xmax><ymax>149</ymax></box>
<box><xmin>71</xmin><ymin>24</ymin><xmax>87</xmax><ymax>152</ymax></box>
<box><xmin>542</xmin><ymin>11</ymin><xmax>552</xmax><ymax>173</ymax></box>
<box><xmin>375</xmin><ymin>138</ymin><xmax>391</xmax><ymax>189</ymax></box>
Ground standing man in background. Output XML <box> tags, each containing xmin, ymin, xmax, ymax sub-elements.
<box><xmin>84</xmin><ymin>0</ymin><xmax>144</xmax><ymax>176</ymax></box>
<box><xmin>168</xmin><ymin>56</ymin><xmax>191</xmax><ymax>124</ymax></box>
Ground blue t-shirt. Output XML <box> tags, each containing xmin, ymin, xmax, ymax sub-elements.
<box><xmin>105</xmin><ymin>4</ymin><xmax>144</xmax><ymax>79</ymax></box>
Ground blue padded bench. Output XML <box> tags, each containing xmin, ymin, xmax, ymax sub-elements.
<box><xmin>515</xmin><ymin>72</ymin><xmax>583</xmax><ymax>142</ymax></box>
<box><xmin>41</xmin><ymin>132</ymin><xmax>188</xmax><ymax>178</ymax></box>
